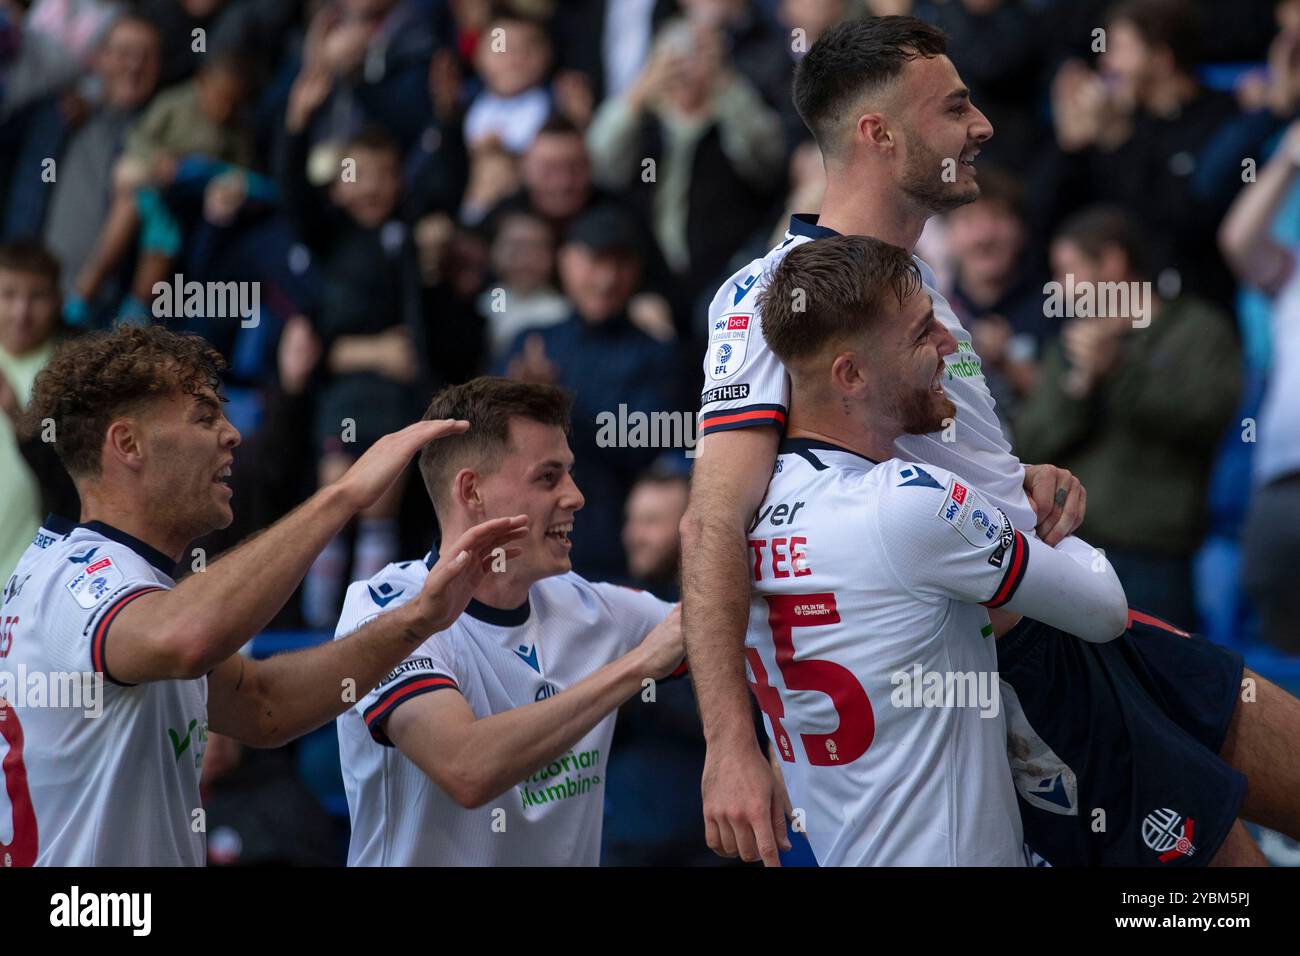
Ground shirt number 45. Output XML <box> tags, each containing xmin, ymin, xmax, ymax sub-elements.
<box><xmin>745</xmin><ymin>593</ymin><xmax>875</xmax><ymax>766</ymax></box>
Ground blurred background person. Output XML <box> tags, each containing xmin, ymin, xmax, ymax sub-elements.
<box><xmin>603</xmin><ymin>461</ymin><xmax>723</xmax><ymax>867</ymax></box>
<box><xmin>1015</xmin><ymin>206</ymin><xmax>1242</xmax><ymax>628</ymax></box>
<box><xmin>586</xmin><ymin>16</ymin><xmax>786</xmax><ymax>330</ymax></box>
<box><xmin>940</xmin><ymin>163</ymin><xmax>1051</xmax><ymax>435</ymax></box>
<box><xmin>0</xmin><ymin>240</ymin><xmax>61</xmax><ymax>581</ymax></box>
<box><xmin>1221</xmin><ymin>119</ymin><xmax>1300</xmax><ymax>653</ymax></box>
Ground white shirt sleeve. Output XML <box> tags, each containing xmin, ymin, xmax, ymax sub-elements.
<box><xmin>872</xmin><ymin>462</ymin><xmax>1127</xmax><ymax>642</ymax></box>
<box><xmin>336</xmin><ymin>582</ymin><xmax>462</xmax><ymax>746</ymax></box>
<box><xmin>47</xmin><ymin>543</ymin><xmax>169</xmax><ymax>685</ymax></box>
<box><xmin>698</xmin><ymin>273</ymin><xmax>790</xmax><ymax>436</ymax></box>
<box><xmin>584</xmin><ymin>580</ymin><xmax>675</xmax><ymax>658</ymax></box>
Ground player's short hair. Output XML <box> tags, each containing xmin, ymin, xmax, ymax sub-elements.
<box><xmin>758</xmin><ymin>235</ymin><xmax>922</xmax><ymax>366</ymax></box>
<box><xmin>1106</xmin><ymin>0</ymin><xmax>1203</xmax><ymax>72</ymax></box>
<box><xmin>418</xmin><ymin>377</ymin><xmax>573</xmax><ymax>514</ymax></box>
<box><xmin>21</xmin><ymin>325</ymin><xmax>226</xmax><ymax>480</ymax></box>
<box><xmin>1054</xmin><ymin>204</ymin><xmax>1149</xmax><ymax>279</ymax></box>
<box><xmin>0</xmin><ymin>240</ymin><xmax>60</xmax><ymax>288</ymax></box>
<box><xmin>793</xmin><ymin>15</ymin><xmax>948</xmax><ymax>157</ymax></box>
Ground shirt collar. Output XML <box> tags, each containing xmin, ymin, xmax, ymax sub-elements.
<box><xmin>788</xmin><ymin>213</ymin><xmax>841</xmax><ymax>240</ymax></box>
<box><xmin>44</xmin><ymin>514</ymin><xmax>177</xmax><ymax>576</ymax></box>
<box><xmin>423</xmin><ymin>548</ymin><xmax>531</xmax><ymax>626</ymax></box>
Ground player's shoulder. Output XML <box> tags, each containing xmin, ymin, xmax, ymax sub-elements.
<box><xmin>537</xmin><ymin>572</ymin><xmax>669</xmax><ymax>620</ymax></box>
<box><xmin>708</xmin><ymin>233</ymin><xmax>809</xmax><ymax>315</ymax></box>
<box><xmin>872</xmin><ymin>460</ymin><xmax>1009</xmax><ymax>549</ymax></box>
<box><xmin>337</xmin><ymin>557</ymin><xmax>428</xmax><ymax>637</ymax></box>
<box><xmin>866</xmin><ymin>460</ymin><xmax>964</xmax><ymax>523</ymax></box>
<box><xmin>26</xmin><ymin>519</ymin><xmax>173</xmax><ymax>612</ymax></box>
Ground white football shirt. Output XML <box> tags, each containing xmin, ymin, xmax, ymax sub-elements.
<box><xmin>746</xmin><ymin>441</ymin><xmax>1025</xmax><ymax>866</ymax></box>
<box><xmin>0</xmin><ymin>516</ymin><xmax>206</xmax><ymax>866</ymax></box>
<box><xmin>746</xmin><ymin>440</ymin><xmax>1125</xmax><ymax>866</ymax></box>
<box><xmin>699</xmin><ymin>214</ymin><xmax>1038</xmax><ymax>532</ymax></box>
<box><xmin>336</xmin><ymin>558</ymin><xmax>674</xmax><ymax>866</ymax></box>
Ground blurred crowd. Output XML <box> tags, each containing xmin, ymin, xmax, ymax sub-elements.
<box><xmin>1</xmin><ymin>0</ymin><xmax>1298</xmax><ymax>864</ymax></box>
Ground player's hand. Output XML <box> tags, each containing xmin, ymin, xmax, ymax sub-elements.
<box><xmin>635</xmin><ymin>605</ymin><xmax>684</xmax><ymax>679</ymax></box>
<box><xmin>406</xmin><ymin>515</ymin><xmax>529</xmax><ymax>635</ymax></box>
<box><xmin>702</xmin><ymin>739</ymin><xmax>791</xmax><ymax>866</ymax></box>
<box><xmin>1023</xmin><ymin>462</ymin><xmax>1086</xmax><ymax>546</ymax></box>
<box><xmin>334</xmin><ymin>419</ymin><xmax>469</xmax><ymax>513</ymax></box>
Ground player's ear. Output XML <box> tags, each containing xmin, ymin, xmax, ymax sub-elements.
<box><xmin>451</xmin><ymin>467</ymin><xmax>483</xmax><ymax>516</ymax></box>
<box><xmin>103</xmin><ymin>418</ymin><xmax>145</xmax><ymax>473</ymax></box>
<box><xmin>858</xmin><ymin>112</ymin><xmax>893</xmax><ymax>153</ymax></box>
<box><xmin>830</xmin><ymin>351</ymin><xmax>867</xmax><ymax>397</ymax></box>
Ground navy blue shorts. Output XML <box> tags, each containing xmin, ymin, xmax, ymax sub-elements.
<box><xmin>996</xmin><ymin>610</ymin><xmax>1246</xmax><ymax>867</ymax></box>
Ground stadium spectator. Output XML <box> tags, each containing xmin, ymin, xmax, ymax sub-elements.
<box><xmin>67</xmin><ymin>47</ymin><xmax>258</xmax><ymax>324</ymax></box>
<box><xmin>1221</xmin><ymin>119</ymin><xmax>1300</xmax><ymax>653</ymax></box>
<box><xmin>603</xmin><ymin>465</ymin><xmax>719</xmax><ymax>867</ymax></box>
<box><xmin>0</xmin><ymin>240</ymin><xmax>60</xmax><ymax>580</ymax></box>
<box><xmin>464</xmin><ymin>6</ymin><xmax>553</xmax><ymax>154</ymax></box>
<box><xmin>3</xmin><ymin>14</ymin><xmax>161</xmax><ymax>317</ymax></box>
<box><xmin>277</xmin><ymin>105</ymin><xmax>430</xmax><ymax>626</ymax></box>
<box><xmin>1031</xmin><ymin>0</ymin><xmax>1245</xmax><ymax>308</ymax></box>
<box><xmin>620</xmin><ymin>465</ymin><xmax>689</xmax><ymax>598</ymax></box>
<box><xmin>292</xmin><ymin>0</ymin><xmax>439</xmax><ymax>154</ymax></box>
<box><xmin>476</xmin><ymin>205</ymin><xmax>568</xmax><ymax>360</ymax></box>
<box><xmin>498</xmin><ymin>203</ymin><xmax>682</xmax><ymax>579</ymax></box>
<box><xmin>0</xmin><ymin>0</ymin><xmax>119</xmax><ymax>121</ymax></box>
<box><xmin>586</xmin><ymin>17</ymin><xmax>786</xmax><ymax>319</ymax></box>
<box><xmin>1015</xmin><ymin>206</ymin><xmax>1242</xmax><ymax>627</ymax></box>
<box><xmin>550</xmin><ymin>0</ymin><xmax>676</xmax><ymax>105</ymax></box>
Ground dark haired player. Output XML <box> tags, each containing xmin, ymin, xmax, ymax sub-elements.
<box><xmin>683</xmin><ymin>15</ymin><xmax>1300</xmax><ymax>867</ymax></box>
<box><xmin>1</xmin><ymin>326</ymin><xmax>526</xmax><ymax>865</ymax></box>
<box><xmin>336</xmin><ymin>377</ymin><xmax>683</xmax><ymax>866</ymax></box>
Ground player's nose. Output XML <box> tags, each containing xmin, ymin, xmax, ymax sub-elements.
<box><xmin>561</xmin><ymin>474</ymin><xmax>585</xmax><ymax>513</ymax></box>
<box><xmin>936</xmin><ymin>323</ymin><xmax>959</xmax><ymax>359</ymax></box>
<box><xmin>969</xmin><ymin>103</ymin><xmax>994</xmax><ymax>143</ymax></box>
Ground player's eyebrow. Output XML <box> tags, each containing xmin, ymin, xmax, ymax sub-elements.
<box><xmin>945</xmin><ymin>87</ymin><xmax>970</xmax><ymax>103</ymax></box>
<box><xmin>192</xmin><ymin>395</ymin><xmax>221</xmax><ymax>416</ymax></box>
<box><xmin>533</xmin><ymin>458</ymin><xmax>573</xmax><ymax>475</ymax></box>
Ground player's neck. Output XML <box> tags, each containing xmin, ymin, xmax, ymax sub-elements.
<box><xmin>77</xmin><ymin>487</ymin><xmax>189</xmax><ymax>563</ymax></box>
<box><xmin>817</xmin><ymin>174</ymin><xmax>929</xmax><ymax>253</ymax></box>
<box><xmin>471</xmin><ymin>570</ymin><xmax>534</xmax><ymax>611</ymax></box>
<box><xmin>784</xmin><ymin>408</ymin><xmax>896</xmax><ymax>465</ymax></box>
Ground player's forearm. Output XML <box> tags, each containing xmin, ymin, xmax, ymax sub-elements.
<box><xmin>160</xmin><ymin>485</ymin><xmax>357</xmax><ymax>674</ymax></box>
<box><xmin>243</xmin><ymin>602</ymin><xmax>428</xmax><ymax>747</ymax></box>
<box><xmin>452</xmin><ymin>649</ymin><xmax>652</xmax><ymax>806</ymax></box>
<box><xmin>680</xmin><ymin>507</ymin><xmax>760</xmax><ymax>749</ymax></box>
<box><xmin>1005</xmin><ymin>535</ymin><xmax>1128</xmax><ymax>642</ymax></box>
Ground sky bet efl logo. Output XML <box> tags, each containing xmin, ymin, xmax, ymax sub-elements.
<box><xmin>709</xmin><ymin>314</ymin><xmax>751</xmax><ymax>380</ymax></box>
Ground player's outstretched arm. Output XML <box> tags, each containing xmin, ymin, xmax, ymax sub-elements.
<box><xmin>104</xmin><ymin>419</ymin><xmax>470</xmax><ymax>685</ymax></box>
<box><xmin>207</xmin><ymin>515</ymin><xmax>528</xmax><ymax>748</ymax></box>
<box><xmin>877</xmin><ymin>467</ymin><xmax>1127</xmax><ymax>643</ymax></box>
<box><xmin>679</xmin><ymin>426</ymin><xmax>791</xmax><ymax>866</ymax></box>
<box><xmin>385</xmin><ymin>607</ymin><xmax>683</xmax><ymax>809</ymax></box>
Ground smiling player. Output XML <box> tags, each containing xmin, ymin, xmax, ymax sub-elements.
<box><xmin>336</xmin><ymin>377</ymin><xmax>684</xmax><ymax>866</ymax></box>
<box><xmin>0</xmin><ymin>325</ymin><xmax>525</xmax><ymax>865</ymax></box>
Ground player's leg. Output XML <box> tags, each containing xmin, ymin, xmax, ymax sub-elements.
<box><xmin>1208</xmin><ymin>821</ymin><xmax>1268</xmax><ymax>866</ymax></box>
<box><xmin>998</xmin><ymin>618</ymin><xmax>1246</xmax><ymax>867</ymax></box>
<box><xmin>1219</xmin><ymin>668</ymin><xmax>1300</xmax><ymax>840</ymax></box>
